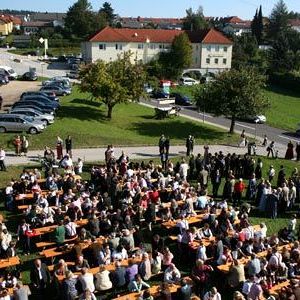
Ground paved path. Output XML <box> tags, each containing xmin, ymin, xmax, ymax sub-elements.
<box><xmin>4</xmin><ymin>144</ymin><xmax>289</xmax><ymax>166</ymax></box>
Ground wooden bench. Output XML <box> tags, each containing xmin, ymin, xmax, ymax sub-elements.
<box><xmin>36</xmin><ymin>236</ymin><xmax>78</xmax><ymax>249</ymax></box>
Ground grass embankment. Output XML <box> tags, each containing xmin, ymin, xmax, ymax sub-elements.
<box><xmin>172</xmin><ymin>84</ymin><xmax>300</xmax><ymax>132</ymax></box>
<box><xmin>8</xmin><ymin>47</ymin><xmax>81</xmax><ymax>57</ymax></box>
<box><xmin>0</xmin><ymin>86</ymin><xmax>239</xmax><ymax>150</ymax></box>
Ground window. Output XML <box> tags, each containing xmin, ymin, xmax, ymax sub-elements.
<box><xmin>206</xmin><ymin>58</ymin><xmax>210</xmax><ymax>64</ymax></box>
<box><xmin>207</xmin><ymin>45</ymin><xmax>211</xmax><ymax>51</ymax></box>
<box><xmin>224</xmin><ymin>46</ymin><xmax>228</xmax><ymax>52</ymax></box>
<box><xmin>195</xmin><ymin>57</ymin><xmax>198</xmax><ymax>64</ymax></box>
<box><xmin>223</xmin><ymin>58</ymin><xmax>227</xmax><ymax>64</ymax></box>
<box><xmin>196</xmin><ymin>45</ymin><xmax>199</xmax><ymax>51</ymax></box>
<box><xmin>215</xmin><ymin>58</ymin><xmax>219</xmax><ymax>64</ymax></box>
<box><xmin>99</xmin><ymin>44</ymin><xmax>106</xmax><ymax>50</ymax></box>
<box><xmin>215</xmin><ymin>45</ymin><xmax>220</xmax><ymax>52</ymax></box>
<box><xmin>115</xmin><ymin>44</ymin><xmax>123</xmax><ymax>50</ymax></box>
<box><xmin>150</xmin><ymin>44</ymin><xmax>156</xmax><ymax>50</ymax></box>
<box><xmin>138</xmin><ymin>44</ymin><xmax>144</xmax><ymax>49</ymax></box>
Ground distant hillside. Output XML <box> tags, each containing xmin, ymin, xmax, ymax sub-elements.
<box><xmin>0</xmin><ymin>9</ymin><xmax>36</xmax><ymax>15</ymax></box>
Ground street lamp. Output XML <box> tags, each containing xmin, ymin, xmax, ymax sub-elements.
<box><xmin>39</xmin><ymin>37</ymin><xmax>48</xmax><ymax>59</ymax></box>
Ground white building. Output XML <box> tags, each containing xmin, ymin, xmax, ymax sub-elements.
<box><xmin>220</xmin><ymin>16</ymin><xmax>252</xmax><ymax>36</ymax></box>
<box><xmin>81</xmin><ymin>26</ymin><xmax>233</xmax><ymax>74</ymax></box>
<box><xmin>289</xmin><ymin>19</ymin><xmax>300</xmax><ymax>32</ymax></box>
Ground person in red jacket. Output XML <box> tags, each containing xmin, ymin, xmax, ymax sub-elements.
<box><xmin>233</xmin><ymin>178</ymin><xmax>245</xmax><ymax>207</ymax></box>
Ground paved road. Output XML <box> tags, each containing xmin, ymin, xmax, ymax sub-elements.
<box><xmin>0</xmin><ymin>48</ymin><xmax>68</xmax><ymax>78</ymax></box>
<box><xmin>141</xmin><ymin>99</ymin><xmax>300</xmax><ymax>149</ymax></box>
<box><xmin>4</xmin><ymin>144</ymin><xmax>288</xmax><ymax>167</ymax></box>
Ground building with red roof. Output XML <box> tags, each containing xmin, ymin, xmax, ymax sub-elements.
<box><xmin>289</xmin><ymin>19</ymin><xmax>300</xmax><ymax>32</ymax></box>
<box><xmin>219</xmin><ymin>16</ymin><xmax>252</xmax><ymax>36</ymax></box>
<box><xmin>82</xmin><ymin>26</ymin><xmax>233</xmax><ymax>74</ymax></box>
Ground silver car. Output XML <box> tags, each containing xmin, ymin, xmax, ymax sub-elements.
<box><xmin>9</xmin><ymin>108</ymin><xmax>55</xmax><ymax>126</ymax></box>
<box><xmin>0</xmin><ymin>114</ymin><xmax>45</xmax><ymax>134</ymax></box>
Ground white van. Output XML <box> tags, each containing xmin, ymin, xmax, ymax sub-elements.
<box><xmin>0</xmin><ymin>66</ymin><xmax>18</xmax><ymax>80</ymax></box>
<box><xmin>179</xmin><ymin>77</ymin><xmax>200</xmax><ymax>86</ymax></box>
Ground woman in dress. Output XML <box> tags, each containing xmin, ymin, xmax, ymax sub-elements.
<box><xmin>285</xmin><ymin>141</ymin><xmax>294</xmax><ymax>160</ymax></box>
<box><xmin>56</xmin><ymin>136</ymin><xmax>63</xmax><ymax>160</ymax></box>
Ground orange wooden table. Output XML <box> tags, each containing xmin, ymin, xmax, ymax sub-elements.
<box><xmin>0</xmin><ymin>256</ymin><xmax>20</xmax><ymax>269</ymax></box>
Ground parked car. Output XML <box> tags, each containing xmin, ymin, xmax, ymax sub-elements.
<box><xmin>0</xmin><ymin>74</ymin><xmax>8</xmax><ymax>85</ymax></box>
<box><xmin>170</xmin><ymin>93</ymin><xmax>192</xmax><ymax>106</ymax></box>
<box><xmin>21</xmin><ymin>96</ymin><xmax>60</xmax><ymax>109</ymax></box>
<box><xmin>66</xmin><ymin>70</ymin><xmax>79</xmax><ymax>79</ymax></box>
<box><xmin>0</xmin><ymin>66</ymin><xmax>18</xmax><ymax>80</ymax></box>
<box><xmin>20</xmin><ymin>71</ymin><xmax>38</xmax><ymax>81</ymax></box>
<box><xmin>179</xmin><ymin>77</ymin><xmax>200</xmax><ymax>86</ymax></box>
<box><xmin>40</xmin><ymin>85</ymin><xmax>71</xmax><ymax>96</ymax></box>
<box><xmin>12</xmin><ymin>101</ymin><xmax>55</xmax><ymax>115</ymax></box>
<box><xmin>21</xmin><ymin>91</ymin><xmax>59</xmax><ymax>102</ymax></box>
<box><xmin>240</xmin><ymin>115</ymin><xmax>267</xmax><ymax>124</ymax></box>
<box><xmin>0</xmin><ymin>114</ymin><xmax>45</xmax><ymax>134</ymax></box>
<box><xmin>43</xmin><ymin>76</ymin><xmax>71</xmax><ymax>87</ymax></box>
<box><xmin>11</xmin><ymin>104</ymin><xmax>53</xmax><ymax>115</ymax></box>
<box><xmin>151</xmin><ymin>90</ymin><xmax>169</xmax><ymax>99</ymax></box>
<box><xmin>9</xmin><ymin>108</ymin><xmax>54</xmax><ymax>125</ymax></box>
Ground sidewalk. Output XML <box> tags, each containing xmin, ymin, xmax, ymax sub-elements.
<box><xmin>4</xmin><ymin>143</ymin><xmax>288</xmax><ymax>166</ymax></box>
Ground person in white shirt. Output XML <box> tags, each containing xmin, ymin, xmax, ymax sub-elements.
<box><xmin>0</xmin><ymin>147</ymin><xmax>6</xmax><ymax>171</ymax></box>
<box><xmin>196</xmin><ymin>240</ymin><xmax>207</xmax><ymax>261</ymax></box>
<box><xmin>242</xmin><ymin>275</ymin><xmax>254</xmax><ymax>296</ymax></box>
<box><xmin>78</xmin><ymin>268</ymin><xmax>95</xmax><ymax>293</ymax></box>
<box><xmin>179</xmin><ymin>159</ymin><xmax>189</xmax><ymax>181</ymax></box>
<box><xmin>176</xmin><ymin>216</ymin><xmax>189</xmax><ymax>234</ymax></box>
<box><xmin>75</xmin><ymin>158</ymin><xmax>83</xmax><ymax>174</ymax></box>
<box><xmin>164</xmin><ymin>263</ymin><xmax>181</xmax><ymax>284</ymax></box>
<box><xmin>5</xmin><ymin>182</ymin><xmax>14</xmax><ymax>211</ymax></box>
<box><xmin>203</xmin><ymin>287</ymin><xmax>222</xmax><ymax>300</ymax></box>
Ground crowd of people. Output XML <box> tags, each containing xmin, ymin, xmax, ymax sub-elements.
<box><xmin>1</xmin><ymin>141</ymin><xmax>300</xmax><ymax>300</ymax></box>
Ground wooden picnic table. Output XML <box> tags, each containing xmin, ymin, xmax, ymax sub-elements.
<box><xmin>15</xmin><ymin>190</ymin><xmax>63</xmax><ymax>202</ymax></box>
<box><xmin>32</xmin><ymin>218</ymin><xmax>89</xmax><ymax>237</ymax></box>
<box><xmin>0</xmin><ymin>256</ymin><xmax>20</xmax><ymax>269</ymax></box>
<box><xmin>269</xmin><ymin>280</ymin><xmax>290</xmax><ymax>295</ymax></box>
<box><xmin>40</xmin><ymin>236</ymin><xmax>107</xmax><ymax>259</ymax></box>
<box><xmin>55</xmin><ymin>257</ymin><xmax>143</xmax><ymax>282</ymax></box>
<box><xmin>217</xmin><ymin>243</ymin><xmax>293</xmax><ymax>273</ymax></box>
<box><xmin>37</xmin><ymin>175</ymin><xmax>82</xmax><ymax>184</ymax></box>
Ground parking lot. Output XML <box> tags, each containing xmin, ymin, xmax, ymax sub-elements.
<box><xmin>0</xmin><ymin>80</ymin><xmax>40</xmax><ymax>111</ymax></box>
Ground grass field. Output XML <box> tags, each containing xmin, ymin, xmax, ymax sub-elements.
<box><xmin>8</xmin><ymin>47</ymin><xmax>81</xmax><ymax>57</ymax></box>
<box><xmin>171</xmin><ymin>85</ymin><xmax>300</xmax><ymax>132</ymax></box>
<box><xmin>264</xmin><ymin>85</ymin><xmax>300</xmax><ymax>131</ymax></box>
<box><xmin>0</xmin><ymin>86</ymin><xmax>239</xmax><ymax>150</ymax></box>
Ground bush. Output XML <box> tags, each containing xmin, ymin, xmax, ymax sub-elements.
<box><xmin>269</xmin><ymin>72</ymin><xmax>300</xmax><ymax>93</ymax></box>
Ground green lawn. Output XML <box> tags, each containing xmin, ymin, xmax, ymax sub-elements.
<box><xmin>8</xmin><ymin>47</ymin><xmax>81</xmax><ymax>57</ymax></box>
<box><xmin>172</xmin><ymin>85</ymin><xmax>300</xmax><ymax>132</ymax></box>
<box><xmin>264</xmin><ymin>85</ymin><xmax>300</xmax><ymax>131</ymax></box>
<box><xmin>0</xmin><ymin>86</ymin><xmax>238</xmax><ymax>150</ymax></box>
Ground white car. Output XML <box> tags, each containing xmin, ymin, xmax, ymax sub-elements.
<box><xmin>243</xmin><ymin>115</ymin><xmax>266</xmax><ymax>124</ymax></box>
<box><xmin>179</xmin><ymin>77</ymin><xmax>200</xmax><ymax>86</ymax></box>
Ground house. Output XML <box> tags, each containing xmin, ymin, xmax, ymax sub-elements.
<box><xmin>289</xmin><ymin>19</ymin><xmax>300</xmax><ymax>32</ymax></box>
<box><xmin>220</xmin><ymin>16</ymin><xmax>252</xmax><ymax>36</ymax></box>
<box><xmin>81</xmin><ymin>26</ymin><xmax>233</xmax><ymax>74</ymax></box>
<box><xmin>29</xmin><ymin>12</ymin><xmax>66</xmax><ymax>27</ymax></box>
<box><xmin>22</xmin><ymin>21</ymin><xmax>53</xmax><ymax>35</ymax></box>
<box><xmin>118</xmin><ymin>17</ymin><xmax>183</xmax><ymax>30</ymax></box>
<box><xmin>0</xmin><ymin>15</ymin><xmax>13</xmax><ymax>35</ymax></box>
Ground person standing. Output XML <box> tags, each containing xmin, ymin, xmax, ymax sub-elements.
<box><xmin>21</xmin><ymin>136</ymin><xmax>29</xmax><ymax>156</ymax></box>
<box><xmin>65</xmin><ymin>135</ymin><xmax>72</xmax><ymax>158</ymax></box>
<box><xmin>164</xmin><ymin>136</ymin><xmax>170</xmax><ymax>161</ymax></box>
<box><xmin>262</xmin><ymin>134</ymin><xmax>268</xmax><ymax>147</ymax></box>
<box><xmin>296</xmin><ymin>143</ymin><xmax>300</xmax><ymax>161</ymax></box>
<box><xmin>158</xmin><ymin>134</ymin><xmax>166</xmax><ymax>155</ymax></box>
<box><xmin>0</xmin><ymin>147</ymin><xmax>6</xmax><ymax>171</ymax></box>
<box><xmin>30</xmin><ymin>259</ymin><xmax>50</xmax><ymax>295</ymax></box>
<box><xmin>267</xmin><ymin>141</ymin><xmax>275</xmax><ymax>158</ymax></box>
<box><xmin>186</xmin><ymin>135</ymin><xmax>194</xmax><ymax>156</ymax></box>
<box><xmin>56</xmin><ymin>136</ymin><xmax>63</xmax><ymax>160</ymax></box>
<box><xmin>285</xmin><ymin>141</ymin><xmax>294</xmax><ymax>160</ymax></box>
<box><xmin>13</xmin><ymin>136</ymin><xmax>21</xmax><ymax>156</ymax></box>
<box><xmin>0</xmin><ymin>95</ymin><xmax>3</xmax><ymax>111</ymax></box>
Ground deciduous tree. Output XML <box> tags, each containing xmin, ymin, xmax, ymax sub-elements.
<box><xmin>194</xmin><ymin>68</ymin><xmax>269</xmax><ymax>133</ymax></box>
<box><xmin>79</xmin><ymin>53</ymin><xmax>147</xmax><ymax>119</ymax></box>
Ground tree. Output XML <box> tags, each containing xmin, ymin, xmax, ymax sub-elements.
<box><xmin>267</xmin><ymin>0</ymin><xmax>289</xmax><ymax>40</ymax></box>
<box><xmin>251</xmin><ymin>6</ymin><xmax>264</xmax><ymax>43</ymax></box>
<box><xmin>65</xmin><ymin>0</ymin><xmax>106</xmax><ymax>38</ymax></box>
<box><xmin>194</xmin><ymin>68</ymin><xmax>269</xmax><ymax>133</ymax></box>
<box><xmin>169</xmin><ymin>33</ymin><xmax>193</xmax><ymax>76</ymax></box>
<box><xmin>183</xmin><ymin>7</ymin><xmax>208</xmax><ymax>31</ymax></box>
<box><xmin>99</xmin><ymin>2</ymin><xmax>116</xmax><ymax>25</ymax></box>
<box><xmin>79</xmin><ymin>52</ymin><xmax>147</xmax><ymax>119</ymax></box>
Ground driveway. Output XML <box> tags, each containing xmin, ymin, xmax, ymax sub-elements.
<box><xmin>0</xmin><ymin>80</ymin><xmax>41</xmax><ymax>111</ymax></box>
